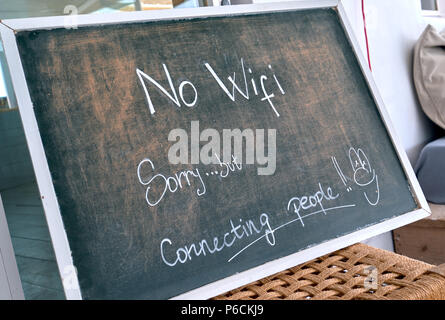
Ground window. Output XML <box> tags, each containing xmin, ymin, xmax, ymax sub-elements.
<box><xmin>0</xmin><ymin>42</ymin><xmax>17</xmax><ymax>109</ymax></box>
<box><xmin>422</xmin><ymin>0</ymin><xmax>438</xmax><ymax>10</ymax></box>
<box><xmin>421</xmin><ymin>0</ymin><xmax>445</xmax><ymax>16</ymax></box>
<box><xmin>0</xmin><ymin>75</ymin><xmax>6</xmax><ymax>108</ymax></box>
<box><xmin>0</xmin><ymin>44</ymin><xmax>9</xmax><ymax>109</ymax></box>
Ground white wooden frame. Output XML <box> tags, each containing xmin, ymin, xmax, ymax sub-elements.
<box><xmin>422</xmin><ymin>0</ymin><xmax>445</xmax><ymax>16</ymax></box>
<box><xmin>0</xmin><ymin>0</ymin><xmax>430</xmax><ymax>300</ymax></box>
<box><xmin>0</xmin><ymin>194</ymin><xmax>24</xmax><ymax>300</ymax></box>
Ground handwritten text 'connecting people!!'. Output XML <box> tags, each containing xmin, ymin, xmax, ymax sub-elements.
<box><xmin>155</xmin><ymin>148</ymin><xmax>380</xmax><ymax>267</ymax></box>
<box><xmin>134</xmin><ymin>57</ymin><xmax>381</xmax><ymax>268</ymax></box>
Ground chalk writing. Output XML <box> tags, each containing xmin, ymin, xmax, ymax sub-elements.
<box><xmin>161</xmin><ymin>213</ymin><xmax>275</xmax><ymax>267</ymax></box>
<box><xmin>158</xmin><ymin>178</ymin><xmax>356</xmax><ymax>266</ymax></box>
<box><xmin>152</xmin><ymin>145</ymin><xmax>384</xmax><ymax>266</ymax></box>
<box><xmin>204</xmin><ymin>58</ymin><xmax>285</xmax><ymax>117</ymax></box>
<box><xmin>287</xmin><ymin>183</ymin><xmax>339</xmax><ymax>227</ymax></box>
<box><xmin>137</xmin><ymin>155</ymin><xmax>243</xmax><ymax>208</ymax></box>
<box><xmin>228</xmin><ymin>183</ymin><xmax>352</xmax><ymax>262</ymax></box>
<box><xmin>136</xmin><ymin>57</ymin><xmax>286</xmax><ymax>118</ymax></box>
<box><xmin>137</xmin><ymin>158</ymin><xmax>206</xmax><ymax>207</ymax></box>
<box><xmin>154</xmin><ymin>147</ymin><xmax>385</xmax><ymax>266</ymax></box>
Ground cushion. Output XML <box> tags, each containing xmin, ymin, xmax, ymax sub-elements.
<box><xmin>415</xmin><ymin>137</ymin><xmax>445</xmax><ymax>204</ymax></box>
<box><xmin>413</xmin><ymin>25</ymin><xmax>445</xmax><ymax>129</ymax></box>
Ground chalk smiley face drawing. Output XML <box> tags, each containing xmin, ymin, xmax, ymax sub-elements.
<box><xmin>348</xmin><ymin>147</ymin><xmax>380</xmax><ymax>206</ymax></box>
<box><xmin>331</xmin><ymin>147</ymin><xmax>380</xmax><ymax>206</ymax></box>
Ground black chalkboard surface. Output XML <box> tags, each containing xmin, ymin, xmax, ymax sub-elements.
<box><xmin>10</xmin><ymin>6</ymin><xmax>422</xmax><ymax>299</ymax></box>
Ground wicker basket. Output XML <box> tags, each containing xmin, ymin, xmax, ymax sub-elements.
<box><xmin>213</xmin><ymin>243</ymin><xmax>445</xmax><ymax>300</ymax></box>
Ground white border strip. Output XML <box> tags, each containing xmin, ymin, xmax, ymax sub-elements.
<box><xmin>174</xmin><ymin>208</ymin><xmax>429</xmax><ymax>299</ymax></box>
<box><xmin>337</xmin><ymin>2</ymin><xmax>430</xmax><ymax>213</ymax></box>
<box><xmin>0</xmin><ymin>23</ymin><xmax>82</xmax><ymax>300</ymax></box>
<box><xmin>0</xmin><ymin>1</ymin><xmax>429</xmax><ymax>300</ymax></box>
<box><xmin>0</xmin><ymin>194</ymin><xmax>25</xmax><ymax>299</ymax></box>
<box><xmin>0</xmin><ymin>1</ymin><xmax>337</xmax><ymax>31</ymax></box>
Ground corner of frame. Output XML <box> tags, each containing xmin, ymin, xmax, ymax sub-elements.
<box><xmin>419</xmin><ymin>199</ymin><xmax>432</xmax><ymax>215</ymax></box>
<box><xmin>0</xmin><ymin>20</ymin><xmax>14</xmax><ymax>32</ymax></box>
<box><xmin>0</xmin><ymin>22</ymin><xmax>16</xmax><ymax>45</ymax></box>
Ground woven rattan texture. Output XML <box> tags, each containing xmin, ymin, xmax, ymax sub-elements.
<box><xmin>213</xmin><ymin>244</ymin><xmax>445</xmax><ymax>300</ymax></box>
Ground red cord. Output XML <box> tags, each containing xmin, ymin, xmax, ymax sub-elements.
<box><xmin>362</xmin><ymin>0</ymin><xmax>372</xmax><ymax>72</ymax></box>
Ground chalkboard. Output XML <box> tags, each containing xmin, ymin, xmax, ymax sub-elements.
<box><xmin>0</xmin><ymin>2</ymin><xmax>429</xmax><ymax>299</ymax></box>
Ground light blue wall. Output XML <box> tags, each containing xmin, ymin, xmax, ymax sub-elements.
<box><xmin>0</xmin><ymin>109</ymin><xmax>35</xmax><ymax>191</ymax></box>
<box><xmin>0</xmin><ymin>71</ymin><xmax>6</xmax><ymax>97</ymax></box>
<box><xmin>0</xmin><ymin>44</ymin><xmax>7</xmax><ymax>98</ymax></box>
